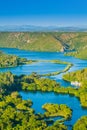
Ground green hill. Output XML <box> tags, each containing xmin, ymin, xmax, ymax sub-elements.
<box><xmin>0</xmin><ymin>32</ymin><xmax>62</xmax><ymax>52</ymax></box>
<box><xmin>0</xmin><ymin>32</ymin><xmax>87</xmax><ymax>59</ymax></box>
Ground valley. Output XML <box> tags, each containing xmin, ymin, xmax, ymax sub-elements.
<box><xmin>0</xmin><ymin>48</ymin><xmax>87</xmax><ymax>130</ymax></box>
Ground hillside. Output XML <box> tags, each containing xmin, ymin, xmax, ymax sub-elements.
<box><xmin>0</xmin><ymin>32</ymin><xmax>87</xmax><ymax>59</ymax></box>
<box><xmin>0</xmin><ymin>32</ymin><xmax>62</xmax><ymax>52</ymax></box>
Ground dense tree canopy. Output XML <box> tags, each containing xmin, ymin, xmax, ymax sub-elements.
<box><xmin>0</xmin><ymin>51</ymin><xmax>37</xmax><ymax>68</ymax></box>
<box><xmin>73</xmin><ymin>116</ymin><xmax>87</xmax><ymax>130</ymax></box>
<box><xmin>0</xmin><ymin>69</ymin><xmax>87</xmax><ymax>129</ymax></box>
<box><xmin>0</xmin><ymin>72</ymin><xmax>69</xmax><ymax>130</ymax></box>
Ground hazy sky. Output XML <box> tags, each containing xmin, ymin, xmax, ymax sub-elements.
<box><xmin>0</xmin><ymin>0</ymin><xmax>87</xmax><ymax>26</ymax></box>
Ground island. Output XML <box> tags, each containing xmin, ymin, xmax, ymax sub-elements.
<box><xmin>42</xmin><ymin>103</ymin><xmax>72</xmax><ymax>120</ymax></box>
<box><xmin>0</xmin><ymin>51</ymin><xmax>37</xmax><ymax>68</ymax></box>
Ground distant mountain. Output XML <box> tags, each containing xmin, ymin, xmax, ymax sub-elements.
<box><xmin>0</xmin><ymin>25</ymin><xmax>87</xmax><ymax>32</ymax></box>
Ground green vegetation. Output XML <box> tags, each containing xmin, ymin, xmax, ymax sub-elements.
<box><xmin>0</xmin><ymin>51</ymin><xmax>37</xmax><ymax>68</ymax></box>
<box><xmin>64</xmin><ymin>32</ymin><xmax>87</xmax><ymax>59</ymax></box>
<box><xmin>21</xmin><ymin>73</ymin><xmax>60</xmax><ymax>92</ymax></box>
<box><xmin>54</xmin><ymin>86</ymin><xmax>87</xmax><ymax>108</ymax></box>
<box><xmin>0</xmin><ymin>72</ymin><xmax>69</xmax><ymax>130</ymax></box>
<box><xmin>0</xmin><ymin>50</ymin><xmax>73</xmax><ymax>77</ymax></box>
<box><xmin>45</xmin><ymin>121</ymin><xmax>67</xmax><ymax>130</ymax></box>
<box><xmin>1</xmin><ymin>69</ymin><xmax>86</xmax><ymax>108</ymax></box>
<box><xmin>50</xmin><ymin>60</ymin><xmax>70</xmax><ymax>64</ymax></box>
<box><xmin>0</xmin><ymin>32</ymin><xmax>87</xmax><ymax>59</ymax></box>
<box><xmin>42</xmin><ymin>103</ymin><xmax>72</xmax><ymax>120</ymax></box>
<box><xmin>65</xmin><ymin>49</ymin><xmax>87</xmax><ymax>60</ymax></box>
<box><xmin>1</xmin><ymin>69</ymin><xmax>87</xmax><ymax>109</ymax></box>
<box><xmin>0</xmin><ymin>70</ymin><xmax>87</xmax><ymax>129</ymax></box>
<box><xmin>63</xmin><ymin>68</ymin><xmax>87</xmax><ymax>89</ymax></box>
<box><xmin>0</xmin><ymin>91</ymin><xmax>48</xmax><ymax>130</ymax></box>
<box><xmin>0</xmin><ymin>32</ymin><xmax>62</xmax><ymax>52</ymax></box>
<box><xmin>0</xmin><ymin>32</ymin><xmax>87</xmax><ymax>129</ymax></box>
<box><xmin>73</xmin><ymin>116</ymin><xmax>87</xmax><ymax>130</ymax></box>
<box><xmin>61</xmin><ymin>68</ymin><xmax>87</xmax><ymax>107</ymax></box>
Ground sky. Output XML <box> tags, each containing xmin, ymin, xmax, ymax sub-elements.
<box><xmin>0</xmin><ymin>0</ymin><xmax>87</xmax><ymax>26</ymax></box>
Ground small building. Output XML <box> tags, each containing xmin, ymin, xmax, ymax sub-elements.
<box><xmin>71</xmin><ymin>81</ymin><xmax>81</xmax><ymax>87</ymax></box>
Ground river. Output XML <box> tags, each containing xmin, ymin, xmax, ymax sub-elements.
<box><xmin>0</xmin><ymin>48</ymin><xmax>87</xmax><ymax>129</ymax></box>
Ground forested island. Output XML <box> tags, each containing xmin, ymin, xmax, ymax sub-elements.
<box><xmin>0</xmin><ymin>51</ymin><xmax>37</xmax><ymax>68</ymax></box>
<box><xmin>42</xmin><ymin>103</ymin><xmax>72</xmax><ymax>120</ymax></box>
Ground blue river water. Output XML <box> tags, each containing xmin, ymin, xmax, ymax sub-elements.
<box><xmin>0</xmin><ymin>48</ymin><xmax>87</xmax><ymax>129</ymax></box>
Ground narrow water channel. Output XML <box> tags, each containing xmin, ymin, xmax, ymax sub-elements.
<box><xmin>0</xmin><ymin>48</ymin><xmax>87</xmax><ymax>130</ymax></box>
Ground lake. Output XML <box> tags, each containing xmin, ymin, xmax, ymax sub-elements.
<box><xmin>0</xmin><ymin>48</ymin><xmax>87</xmax><ymax>130</ymax></box>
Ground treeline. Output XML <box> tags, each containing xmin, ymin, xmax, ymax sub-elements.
<box><xmin>0</xmin><ymin>72</ymin><xmax>60</xmax><ymax>93</ymax></box>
